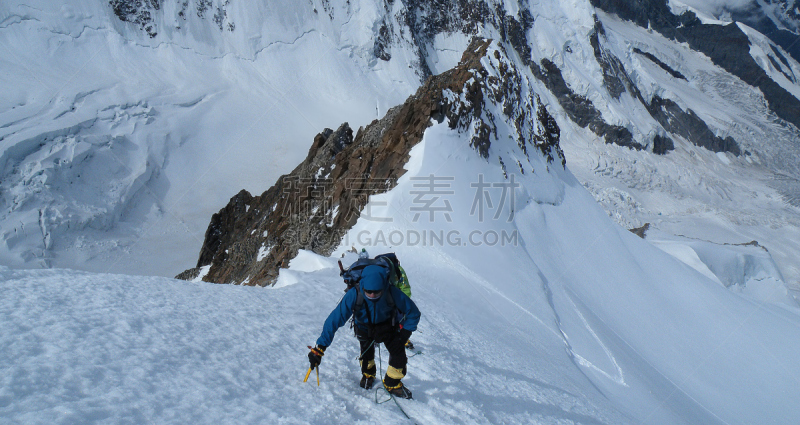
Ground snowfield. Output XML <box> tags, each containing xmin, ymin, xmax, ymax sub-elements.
<box><xmin>3</xmin><ymin>225</ymin><xmax>800</xmax><ymax>424</ymax></box>
<box><xmin>0</xmin><ymin>267</ymin><xmax>632</xmax><ymax>425</ymax></box>
<box><xmin>0</xmin><ymin>0</ymin><xmax>418</xmax><ymax>277</ymax></box>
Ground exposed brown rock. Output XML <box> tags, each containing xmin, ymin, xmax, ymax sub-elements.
<box><xmin>177</xmin><ymin>37</ymin><xmax>564</xmax><ymax>286</ymax></box>
<box><xmin>629</xmin><ymin>223</ymin><xmax>650</xmax><ymax>239</ymax></box>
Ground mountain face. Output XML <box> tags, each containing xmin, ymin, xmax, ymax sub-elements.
<box><xmin>166</xmin><ymin>0</ymin><xmax>800</xmax><ymax>287</ymax></box>
<box><xmin>2</xmin><ymin>0</ymin><xmax>800</xmax><ymax>287</ymax></box>
<box><xmin>592</xmin><ymin>0</ymin><xmax>800</xmax><ymax>139</ymax></box>
<box><xmin>101</xmin><ymin>0</ymin><xmax>791</xmax><ymax>155</ymax></box>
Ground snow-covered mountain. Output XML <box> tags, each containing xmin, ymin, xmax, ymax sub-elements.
<box><xmin>0</xmin><ymin>0</ymin><xmax>421</xmax><ymax>276</ymax></box>
<box><xmin>4</xmin><ymin>1</ymin><xmax>800</xmax><ymax>424</ymax></box>
<box><xmin>2</xmin><ymin>0</ymin><xmax>800</xmax><ymax>289</ymax></box>
<box><xmin>177</xmin><ymin>38</ymin><xmax>566</xmax><ymax>285</ymax></box>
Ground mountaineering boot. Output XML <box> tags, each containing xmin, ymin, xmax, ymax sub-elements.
<box><xmin>360</xmin><ymin>374</ymin><xmax>375</xmax><ymax>389</ymax></box>
<box><xmin>405</xmin><ymin>340</ymin><xmax>415</xmax><ymax>350</ymax></box>
<box><xmin>383</xmin><ymin>365</ymin><xmax>410</xmax><ymax>398</ymax></box>
<box><xmin>384</xmin><ymin>381</ymin><xmax>413</xmax><ymax>399</ymax></box>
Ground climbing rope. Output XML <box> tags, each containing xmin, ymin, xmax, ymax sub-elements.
<box><xmin>373</xmin><ymin>344</ymin><xmax>416</xmax><ymax>423</ymax></box>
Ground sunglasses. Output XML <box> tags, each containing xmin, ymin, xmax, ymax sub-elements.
<box><xmin>364</xmin><ymin>289</ymin><xmax>383</xmax><ymax>296</ymax></box>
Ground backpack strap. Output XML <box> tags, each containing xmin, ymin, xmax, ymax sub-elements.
<box><xmin>353</xmin><ymin>284</ymin><xmax>365</xmax><ymax>312</ymax></box>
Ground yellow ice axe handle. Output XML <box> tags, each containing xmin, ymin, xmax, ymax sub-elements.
<box><xmin>316</xmin><ymin>367</ymin><xmax>320</xmax><ymax>386</ymax></box>
<box><xmin>303</xmin><ymin>367</ymin><xmax>312</xmax><ymax>383</ymax></box>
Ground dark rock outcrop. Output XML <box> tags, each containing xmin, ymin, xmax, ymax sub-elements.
<box><xmin>633</xmin><ymin>48</ymin><xmax>687</xmax><ymax>81</ymax></box>
<box><xmin>629</xmin><ymin>223</ymin><xmax>650</xmax><ymax>239</ymax></box>
<box><xmin>532</xmin><ymin>58</ymin><xmax>641</xmax><ymax>151</ymax></box>
<box><xmin>646</xmin><ymin>97</ymin><xmax>741</xmax><ymax>155</ymax></box>
<box><xmin>652</xmin><ymin>134</ymin><xmax>675</xmax><ymax>155</ymax></box>
<box><xmin>177</xmin><ymin>38</ymin><xmax>565</xmax><ymax>286</ymax></box>
<box><xmin>109</xmin><ymin>0</ymin><xmax>160</xmax><ymax>37</ymax></box>
<box><xmin>109</xmin><ymin>0</ymin><xmax>235</xmax><ymax>35</ymax></box>
<box><xmin>373</xmin><ymin>21</ymin><xmax>393</xmax><ymax>61</ymax></box>
<box><xmin>590</xmin><ymin>21</ymin><xmax>629</xmax><ymax>99</ymax></box>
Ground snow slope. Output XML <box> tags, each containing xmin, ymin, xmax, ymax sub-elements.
<box><xmin>331</xmin><ymin>97</ymin><xmax>800</xmax><ymax>423</ymax></box>
<box><xmin>0</xmin><ymin>266</ymin><xmax>630</xmax><ymax>424</ymax></box>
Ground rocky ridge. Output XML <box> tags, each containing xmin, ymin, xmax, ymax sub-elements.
<box><xmin>177</xmin><ymin>38</ymin><xmax>564</xmax><ymax>285</ymax></box>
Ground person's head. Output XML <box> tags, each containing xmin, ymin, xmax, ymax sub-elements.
<box><xmin>360</xmin><ymin>265</ymin><xmax>388</xmax><ymax>301</ymax></box>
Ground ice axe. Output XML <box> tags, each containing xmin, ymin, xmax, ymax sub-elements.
<box><xmin>304</xmin><ymin>345</ymin><xmax>321</xmax><ymax>386</ymax></box>
<box><xmin>303</xmin><ymin>367</ymin><xmax>320</xmax><ymax>386</ymax></box>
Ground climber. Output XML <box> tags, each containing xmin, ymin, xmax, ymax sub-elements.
<box><xmin>308</xmin><ymin>263</ymin><xmax>421</xmax><ymax>399</ymax></box>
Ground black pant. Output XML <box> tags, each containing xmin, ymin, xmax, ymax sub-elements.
<box><xmin>356</xmin><ymin>325</ymin><xmax>408</xmax><ymax>386</ymax></box>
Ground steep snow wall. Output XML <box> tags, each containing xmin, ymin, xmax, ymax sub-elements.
<box><xmin>331</xmin><ymin>74</ymin><xmax>800</xmax><ymax>425</ymax></box>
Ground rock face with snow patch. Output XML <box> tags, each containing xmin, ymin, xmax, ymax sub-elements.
<box><xmin>109</xmin><ymin>0</ymin><xmax>161</xmax><ymax>37</ymax></box>
<box><xmin>177</xmin><ymin>38</ymin><xmax>564</xmax><ymax>285</ymax></box>
<box><xmin>374</xmin><ymin>0</ymin><xmax>800</xmax><ymax>156</ymax></box>
<box><xmin>109</xmin><ymin>0</ymin><xmax>235</xmax><ymax>37</ymax></box>
<box><xmin>592</xmin><ymin>0</ymin><xmax>800</xmax><ymax>134</ymax></box>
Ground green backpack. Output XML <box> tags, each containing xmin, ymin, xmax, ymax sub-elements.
<box><xmin>339</xmin><ymin>252</ymin><xmax>411</xmax><ymax>298</ymax></box>
<box><xmin>374</xmin><ymin>253</ymin><xmax>411</xmax><ymax>298</ymax></box>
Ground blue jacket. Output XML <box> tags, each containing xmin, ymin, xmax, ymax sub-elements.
<box><xmin>316</xmin><ymin>265</ymin><xmax>420</xmax><ymax>347</ymax></box>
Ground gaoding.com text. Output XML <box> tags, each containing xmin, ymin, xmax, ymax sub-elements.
<box><xmin>342</xmin><ymin>229</ymin><xmax>519</xmax><ymax>247</ymax></box>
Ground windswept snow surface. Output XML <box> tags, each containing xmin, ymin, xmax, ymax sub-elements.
<box><xmin>1</xmin><ymin>265</ymin><xmax>634</xmax><ymax>425</ymax></box>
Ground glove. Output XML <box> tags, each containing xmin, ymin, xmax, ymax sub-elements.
<box><xmin>398</xmin><ymin>328</ymin><xmax>412</xmax><ymax>344</ymax></box>
<box><xmin>308</xmin><ymin>345</ymin><xmax>326</xmax><ymax>369</ymax></box>
<box><xmin>386</xmin><ymin>328</ymin><xmax>413</xmax><ymax>352</ymax></box>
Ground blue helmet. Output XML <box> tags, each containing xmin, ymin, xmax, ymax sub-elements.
<box><xmin>360</xmin><ymin>265</ymin><xmax>388</xmax><ymax>300</ymax></box>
